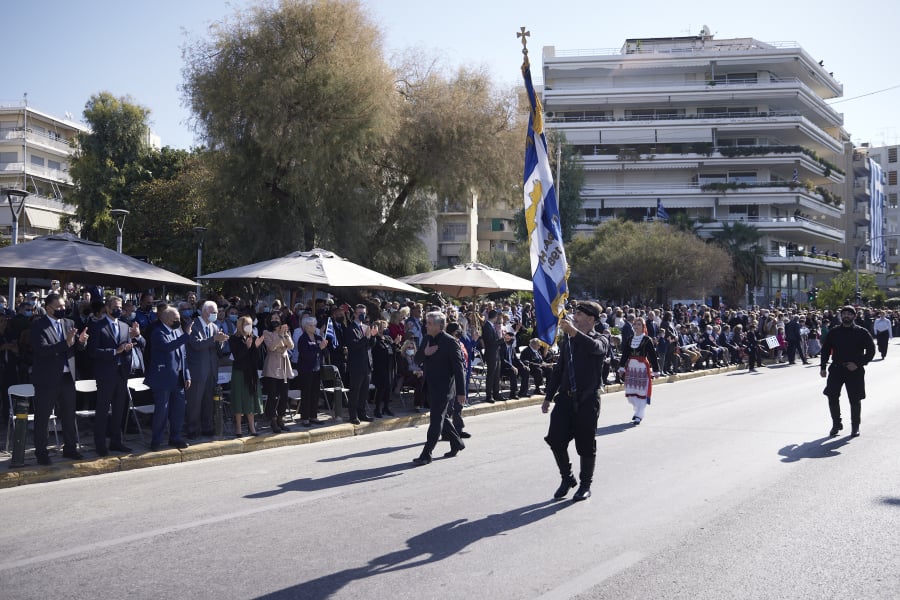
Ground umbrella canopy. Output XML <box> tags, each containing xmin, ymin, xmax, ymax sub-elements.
<box><xmin>399</xmin><ymin>262</ymin><xmax>533</xmax><ymax>298</ymax></box>
<box><xmin>198</xmin><ymin>248</ymin><xmax>425</xmax><ymax>295</ymax></box>
<box><xmin>0</xmin><ymin>233</ymin><xmax>198</xmax><ymax>289</ymax></box>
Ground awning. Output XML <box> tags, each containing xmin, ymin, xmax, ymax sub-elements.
<box><xmin>24</xmin><ymin>207</ymin><xmax>62</xmax><ymax>230</ymax></box>
<box><xmin>600</xmin><ymin>128</ymin><xmax>656</xmax><ymax>144</ymax></box>
<box><xmin>656</xmin><ymin>126</ymin><xmax>713</xmax><ymax>143</ymax></box>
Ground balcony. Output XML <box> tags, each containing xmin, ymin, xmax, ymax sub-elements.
<box><xmin>0</xmin><ymin>161</ymin><xmax>72</xmax><ymax>184</ymax></box>
<box><xmin>0</xmin><ymin>127</ymin><xmax>74</xmax><ymax>153</ymax></box>
<box><xmin>761</xmin><ymin>251</ymin><xmax>844</xmax><ymax>272</ymax></box>
<box><xmin>696</xmin><ymin>215</ymin><xmax>844</xmax><ymax>244</ymax></box>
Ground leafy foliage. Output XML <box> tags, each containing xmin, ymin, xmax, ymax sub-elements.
<box><xmin>815</xmin><ymin>271</ymin><xmax>886</xmax><ymax>309</ymax></box>
<box><xmin>709</xmin><ymin>222</ymin><xmax>765</xmax><ymax>306</ymax></box>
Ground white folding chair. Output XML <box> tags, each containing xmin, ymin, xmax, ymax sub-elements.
<box><xmin>320</xmin><ymin>364</ymin><xmax>349</xmax><ymax>418</ymax></box>
<box><xmin>126</xmin><ymin>377</ymin><xmax>154</xmax><ymax>440</ymax></box>
<box><xmin>73</xmin><ymin>379</ymin><xmax>98</xmax><ymax>448</ymax></box>
<box><xmin>5</xmin><ymin>384</ymin><xmax>58</xmax><ymax>453</ymax></box>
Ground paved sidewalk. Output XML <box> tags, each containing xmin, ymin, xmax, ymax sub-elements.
<box><xmin>0</xmin><ymin>364</ymin><xmax>739</xmax><ymax>488</ymax></box>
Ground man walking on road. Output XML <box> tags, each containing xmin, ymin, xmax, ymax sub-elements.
<box><xmin>820</xmin><ymin>305</ymin><xmax>876</xmax><ymax>438</ymax></box>
<box><xmin>412</xmin><ymin>311</ymin><xmax>466</xmax><ymax>466</ymax></box>
<box><xmin>541</xmin><ymin>301</ymin><xmax>608</xmax><ymax>501</ymax></box>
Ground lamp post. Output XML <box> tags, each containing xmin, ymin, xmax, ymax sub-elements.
<box><xmin>193</xmin><ymin>226</ymin><xmax>207</xmax><ymax>300</ymax></box>
<box><xmin>110</xmin><ymin>209</ymin><xmax>129</xmax><ymax>297</ymax></box>
<box><xmin>5</xmin><ymin>188</ymin><xmax>30</xmax><ymax>303</ymax></box>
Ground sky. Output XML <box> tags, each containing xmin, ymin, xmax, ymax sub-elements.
<box><xmin>6</xmin><ymin>0</ymin><xmax>899</xmax><ymax>150</ymax></box>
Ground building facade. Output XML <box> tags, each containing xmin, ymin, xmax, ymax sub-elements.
<box><xmin>0</xmin><ymin>101</ymin><xmax>86</xmax><ymax>241</ymax></box>
<box><xmin>542</xmin><ymin>28</ymin><xmax>847</xmax><ymax>306</ymax></box>
<box><xmin>848</xmin><ymin>144</ymin><xmax>898</xmax><ymax>292</ymax></box>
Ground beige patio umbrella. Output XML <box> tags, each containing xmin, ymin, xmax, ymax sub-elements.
<box><xmin>399</xmin><ymin>262</ymin><xmax>533</xmax><ymax>298</ymax></box>
<box><xmin>198</xmin><ymin>248</ymin><xmax>425</xmax><ymax>295</ymax></box>
<box><xmin>0</xmin><ymin>233</ymin><xmax>198</xmax><ymax>289</ymax></box>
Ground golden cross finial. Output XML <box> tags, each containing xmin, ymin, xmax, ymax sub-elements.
<box><xmin>518</xmin><ymin>27</ymin><xmax>530</xmax><ymax>55</ymax></box>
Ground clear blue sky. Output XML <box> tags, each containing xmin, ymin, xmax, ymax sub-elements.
<box><xmin>6</xmin><ymin>0</ymin><xmax>899</xmax><ymax>149</ymax></box>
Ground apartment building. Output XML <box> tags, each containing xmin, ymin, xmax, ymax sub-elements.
<box><xmin>542</xmin><ymin>27</ymin><xmax>847</xmax><ymax>306</ymax></box>
<box><xmin>0</xmin><ymin>101</ymin><xmax>86</xmax><ymax>241</ymax></box>
<box><xmin>849</xmin><ymin>144</ymin><xmax>898</xmax><ymax>291</ymax></box>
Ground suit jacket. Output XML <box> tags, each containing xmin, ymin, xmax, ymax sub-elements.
<box><xmin>346</xmin><ymin>320</ymin><xmax>374</xmax><ymax>372</ymax></box>
<box><xmin>415</xmin><ymin>331</ymin><xmax>465</xmax><ymax>403</ymax></box>
<box><xmin>30</xmin><ymin>315</ymin><xmax>81</xmax><ymax>384</ymax></box>
<box><xmin>186</xmin><ymin>317</ymin><xmax>222</xmax><ymax>382</ymax></box>
<box><xmin>479</xmin><ymin>320</ymin><xmax>501</xmax><ymax>362</ymax></box>
<box><xmin>144</xmin><ymin>324</ymin><xmax>191</xmax><ymax>391</ymax></box>
<box><xmin>520</xmin><ymin>346</ymin><xmax>544</xmax><ymax>367</ymax></box>
<box><xmin>544</xmin><ymin>329</ymin><xmax>608</xmax><ymax>404</ymax></box>
<box><xmin>500</xmin><ymin>341</ymin><xmax>524</xmax><ymax>371</ymax></box>
<box><xmin>88</xmin><ymin>317</ymin><xmax>145</xmax><ymax>382</ymax></box>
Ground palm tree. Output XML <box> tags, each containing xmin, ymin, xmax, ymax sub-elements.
<box><xmin>710</xmin><ymin>222</ymin><xmax>765</xmax><ymax>305</ymax></box>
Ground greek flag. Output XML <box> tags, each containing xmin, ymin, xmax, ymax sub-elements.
<box><xmin>324</xmin><ymin>317</ymin><xmax>339</xmax><ymax>348</ymax></box>
<box><xmin>521</xmin><ymin>49</ymin><xmax>569</xmax><ymax>345</ymax></box>
<box><xmin>869</xmin><ymin>157</ymin><xmax>885</xmax><ymax>266</ymax></box>
<box><xmin>656</xmin><ymin>199</ymin><xmax>670</xmax><ymax>221</ymax></box>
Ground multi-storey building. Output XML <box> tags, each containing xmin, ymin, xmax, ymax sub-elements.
<box><xmin>849</xmin><ymin>144</ymin><xmax>898</xmax><ymax>291</ymax></box>
<box><xmin>542</xmin><ymin>28</ymin><xmax>847</xmax><ymax>306</ymax></box>
<box><xmin>420</xmin><ymin>192</ymin><xmax>517</xmax><ymax>268</ymax></box>
<box><xmin>0</xmin><ymin>101</ymin><xmax>86</xmax><ymax>241</ymax></box>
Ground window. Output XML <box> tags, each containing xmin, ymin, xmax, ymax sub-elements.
<box><xmin>889</xmin><ymin>193</ymin><xmax>898</xmax><ymax>209</ymax></box>
<box><xmin>889</xmin><ymin>148</ymin><xmax>897</xmax><ymax>163</ymax></box>
<box><xmin>0</xmin><ymin>151</ymin><xmax>17</xmax><ymax>163</ymax></box>
<box><xmin>889</xmin><ymin>171</ymin><xmax>897</xmax><ymax>186</ymax></box>
<box><xmin>30</xmin><ymin>155</ymin><xmax>45</xmax><ymax>167</ymax></box>
<box><xmin>440</xmin><ymin>222</ymin><xmax>467</xmax><ymax>241</ymax></box>
<box><xmin>713</xmin><ymin>72</ymin><xmax>758</xmax><ymax>85</ymax></box>
<box><xmin>728</xmin><ymin>172</ymin><xmax>757</xmax><ymax>184</ymax></box>
<box><xmin>584</xmin><ymin>208</ymin><xmax>598</xmax><ymax>220</ymax></box>
<box><xmin>48</xmin><ymin>159</ymin><xmax>61</xmax><ymax>171</ymax></box>
<box><xmin>490</xmin><ymin>219</ymin><xmax>504</xmax><ymax>232</ymax></box>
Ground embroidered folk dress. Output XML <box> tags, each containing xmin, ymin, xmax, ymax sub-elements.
<box><xmin>619</xmin><ymin>334</ymin><xmax>660</xmax><ymax>423</ymax></box>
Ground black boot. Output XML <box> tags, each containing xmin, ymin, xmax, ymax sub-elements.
<box><xmin>573</xmin><ymin>455</ymin><xmax>595</xmax><ymax>502</ymax></box>
<box><xmin>552</xmin><ymin>449</ymin><xmax>577</xmax><ymax>499</ymax></box>
<box><xmin>412</xmin><ymin>451</ymin><xmax>432</xmax><ymax>466</ymax></box>
<box><xmin>829</xmin><ymin>420</ymin><xmax>842</xmax><ymax>437</ymax></box>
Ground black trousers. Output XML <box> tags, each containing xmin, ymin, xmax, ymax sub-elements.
<box><xmin>546</xmin><ymin>392</ymin><xmax>600</xmax><ymax>458</ymax></box>
<box><xmin>33</xmin><ymin>373</ymin><xmax>77</xmax><ymax>456</ymax></box>
<box><xmin>298</xmin><ymin>370</ymin><xmax>320</xmax><ymax>421</ymax></box>
<box><xmin>263</xmin><ymin>377</ymin><xmax>289</xmax><ymax>419</ymax></box>
<box><xmin>422</xmin><ymin>394</ymin><xmax>462</xmax><ymax>456</ymax></box>
<box><xmin>94</xmin><ymin>374</ymin><xmax>128</xmax><ymax>450</ymax></box>
<box><xmin>485</xmin><ymin>355</ymin><xmax>501</xmax><ymax>401</ymax></box>
<box><xmin>348</xmin><ymin>368</ymin><xmax>371</xmax><ymax>419</ymax></box>
<box><xmin>824</xmin><ymin>365</ymin><xmax>865</xmax><ymax>427</ymax></box>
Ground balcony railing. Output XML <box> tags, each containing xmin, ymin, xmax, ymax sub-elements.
<box><xmin>550</xmin><ymin>41</ymin><xmax>803</xmax><ymax>59</ymax></box>
<box><xmin>0</xmin><ymin>161</ymin><xmax>71</xmax><ymax>183</ymax></box>
<box><xmin>697</xmin><ymin>215</ymin><xmax>844</xmax><ymax>238</ymax></box>
<box><xmin>0</xmin><ymin>127</ymin><xmax>74</xmax><ymax>151</ymax></box>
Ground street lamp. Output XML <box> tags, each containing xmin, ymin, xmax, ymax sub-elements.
<box><xmin>193</xmin><ymin>226</ymin><xmax>207</xmax><ymax>300</ymax></box>
<box><xmin>110</xmin><ymin>209</ymin><xmax>129</xmax><ymax>297</ymax></box>
<box><xmin>5</xmin><ymin>188</ymin><xmax>30</xmax><ymax>303</ymax></box>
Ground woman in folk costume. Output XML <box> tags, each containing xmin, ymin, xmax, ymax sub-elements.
<box><xmin>618</xmin><ymin>316</ymin><xmax>660</xmax><ymax>426</ymax></box>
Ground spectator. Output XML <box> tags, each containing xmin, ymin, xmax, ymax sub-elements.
<box><xmin>370</xmin><ymin>320</ymin><xmax>396</xmax><ymax>419</ymax></box>
<box><xmin>295</xmin><ymin>315</ymin><xmax>328</xmax><ymax>425</ymax></box>
<box><xmin>262</xmin><ymin>314</ymin><xmax>294</xmax><ymax>433</ymax></box>
<box><xmin>229</xmin><ymin>315</ymin><xmax>264</xmax><ymax>437</ymax></box>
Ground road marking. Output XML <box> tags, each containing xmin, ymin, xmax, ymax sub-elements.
<box><xmin>0</xmin><ymin>488</ymin><xmax>343</xmax><ymax>572</ymax></box>
<box><xmin>535</xmin><ymin>550</ymin><xmax>644</xmax><ymax>599</ymax></box>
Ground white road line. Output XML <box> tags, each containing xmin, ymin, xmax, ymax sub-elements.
<box><xmin>535</xmin><ymin>550</ymin><xmax>644</xmax><ymax>600</ymax></box>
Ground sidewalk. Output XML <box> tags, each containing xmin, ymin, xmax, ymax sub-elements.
<box><xmin>0</xmin><ymin>364</ymin><xmax>739</xmax><ymax>488</ymax></box>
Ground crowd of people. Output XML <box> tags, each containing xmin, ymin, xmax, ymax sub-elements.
<box><xmin>1</xmin><ymin>282</ymin><xmax>897</xmax><ymax>469</ymax></box>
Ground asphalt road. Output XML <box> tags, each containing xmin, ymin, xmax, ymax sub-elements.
<box><xmin>1</xmin><ymin>342</ymin><xmax>898</xmax><ymax>600</ymax></box>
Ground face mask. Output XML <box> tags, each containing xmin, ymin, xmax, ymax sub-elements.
<box><xmin>405</xmin><ymin>349</ymin><xmax>415</xmax><ymax>356</ymax></box>
<box><xmin>110</xmin><ymin>308</ymin><xmax>123</xmax><ymax>319</ymax></box>
<box><xmin>357</xmin><ymin>313</ymin><xmax>366</xmax><ymax>321</ymax></box>
<box><xmin>180</xmin><ymin>310</ymin><xmax>193</xmax><ymax>319</ymax></box>
<box><xmin>170</xmin><ymin>320</ymin><xmax>181</xmax><ymax>329</ymax></box>
<box><xmin>0</xmin><ymin>303</ymin><xmax>5</xmax><ymax>310</ymax></box>
<box><xmin>228</xmin><ymin>314</ymin><xmax>238</xmax><ymax>323</ymax></box>
<box><xmin>52</xmin><ymin>308</ymin><xmax>66</xmax><ymax>319</ymax></box>
<box><xmin>242</xmin><ymin>325</ymin><xmax>252</xmax><ymax>335</ymax></box>
<box><xmin>252</xmin><ymin>318</ymin><xmax>258</xmax><ymax>326</ymax></box>
<box><xmin>207</xmin><ymin>313</ymin><xmax>218</xmax><ymax>324</ymax></box>
<box><xmin>263</xmin><ymin>307</ymin><xmax>271</xmax><ymax>313</ymax></box>
<box><xmin>23</xmin><ymin>311</ymin><xmax>33</xmax><ymax>318</ymax></box>
<box><xmin>270</xmin><ymin>321</ymin><xmax>281</xmax><ymax>330</ymax></box>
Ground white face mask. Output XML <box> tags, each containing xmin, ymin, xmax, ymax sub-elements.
<box><xmin>242</xmin><ymin>325</ymin><xmax>252</xmax><ymax>335</ymax></box>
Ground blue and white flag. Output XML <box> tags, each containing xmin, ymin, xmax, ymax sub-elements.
<box><xmin>521</xmin><ymin>48</ymin><xmax>569</xmax><ymax>346</ymax></box>
<box><xmin>324</xmin><ymin>317</ymin><xmax>339</xmax><ymax>348</ymax></box>
<box><xmin>656</xmin><ymin>199</ymin><xmax>670</xmax><ymax>221</ymax></box>
<box><xmin>869</xmin><ymin>157</ymin><xmax>885</xmax><ymax>266</ymax></box>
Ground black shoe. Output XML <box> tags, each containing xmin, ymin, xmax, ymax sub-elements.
<box><xmin>186</xmin><ymin>432</ymin><xmax>199</xmax><ymax>440</ymax></box>
<box><xmin>360</xmin><ymin>415</ymin><xmax>373</xmax><ymax>422</ymax></box>
<box><xmin>631</xmin><ymin>417</ymin><xmax>642</xmax><ymax>426</ymax></box>
<box><xmin>373</xmin><ymin>412</ymin><xmax>382</xmax><ymax>419</ymax></box>
<box><xmin>829</xmin><ymin>422</ymin><xmax>843</xmax><ymax>437</ymax></box>
<box><xmin>201</xmin><ymin>430</ymin><xmax>215</xmax><ymax>437</ymax></box>
<box><xmin>572</xmin><ymin>485</ymin><xmax>592</xmax><ymax>502</ymax></box>
<box><xmin>248</xmin><ymin>431</ymin><xmax>258</xmax><ymax>436</ymax></box>
<box><xmin>412</xmin><ymin>455</ymin><xmax>432</xmax><ymax>466</ymax></box>
<box><xmin>460</xmin><ymin>431</ymin><xmax>472</xmax><ymax>439</ymax></box>
<box><xmin>62</xmin><ymin>450</ymin><xmax>84</xmax><ymax>460</ymax></box>
<box><xmin>169</xmin><ymin>440</ymin><xmax>189</xmax><ymax>450</ymax></box>
<box><xmin>349</xmin><ymin>418</ymin><xmax>361</xmax><ymax>425</ymax></box>
<box><xmin>483</xmin><ymin>398</ymin><xmax>495</xmax><ymax>404</ymax></box>
<box><xmin>110</xmin><ymin>443</ymin><xmax>132</xmax><ymax>453</ymax></box>
<box><xmin>850</xmin><ymin>428</ymin><xmax>860</xmax><ymax>438</ymax></box>
<box><xmin>36</xmin><ymin>454</ymin><xmax>52</xmax><ymax>466</ymax></box>
<box><xmin>96</xmin><ymin>447</ymin><xmax>110</xmax><ymax>457</ymax></box>
<box><xmin>553</xmin><ymin>474</ymin><xmax>577</xmax><ymax>499</ymax></box>
<box><xmin>383</xmin><ymin>409</ymin><xmax>395</xmax><ymax>417</ymax></box>
<box><xmin>443</xmin><ymin>447</ymin><xmax>463</xmax><ymax>458</ymax></box>
<box><xmin>149</xmin><ymin>443</ymin><xmax>161</xmax><ymax>452</ymax></box>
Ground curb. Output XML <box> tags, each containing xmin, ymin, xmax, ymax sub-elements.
<box><xmin>0</xmin><ymin>365</ymin><xmax>738</xmax><ymax>488</ymax></box>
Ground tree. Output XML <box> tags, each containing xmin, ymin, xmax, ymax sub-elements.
<box><xmin>816</xmin><ymin>271</ymin><xmax>886</xmax><ymax>309</ymax></box>
<box><xmin>709</xmin><ymin>222</ymin><xmax>765</xmax><ymax>306</ymax></box>
<box><xmin>567</xmin><ymin>220</ymin><xmax>731</xmax><ymax>304</ymax></box>
<box><xmin>514</xmin><ymin>129</ymin><xmax>585</xmax><ymax>244</ymax></box>
<box><xmin>67</xmin><ymin>92</ymin><xmax>153</xmax><ymax>243</ymax></box>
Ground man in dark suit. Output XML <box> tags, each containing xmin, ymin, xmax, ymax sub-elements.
<box><xmin>185</xmin><ymin>300</ymin><xmax>228</xmax><ymax>437</ymax></box>
<box><xmin>29</xmin><ymin>293</ymin><xmax>89</xmax><ymax>464</ymax></box>
<box><xmin>500</xmin><ymin>329</ymin><xmax>526</xmax><ymax>399</ymax></box>
<box><xmin>412</xmin><ymin>311</ymin><xmax>466</xmax><ymax>465</ymax></box>
<box><xmin>519</xmin><ymin>338</ymin><xmax>548</xmax><ymax>395</ymax></box>
<box><xmin>144</xmin><ymin>307</ymin><xmax>192</xmax><ymax>451</ymax></box>
<box><xmin>346</xmin><ymin>304</ymin><xmax>375</xmax><ymax>424</ymax></box>
<box><xmin>479</xmin><ymin>310</ymin><xmax>502</xmax><ymax>403</ymax></box>
<box><xmin>87</xmin><ymin>296</ymin><xmax>143</xmax><ymax>456</ymax></box>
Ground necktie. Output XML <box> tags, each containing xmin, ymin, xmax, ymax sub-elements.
<box><xmin>566</xmin><ymin>336</ymin><xmax>577</xmax><ymax>394</ymax></box>
<box><xmin>55</xmin><ymin>320</ymin><xmax>63</xmax><ymax>340</ymax></box>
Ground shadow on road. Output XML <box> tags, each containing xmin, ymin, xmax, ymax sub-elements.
<box><xmin>254</xmin><ymin>499</ymin><xmax>572</xmax><ymax>599</ymax></box>
<box><xmin>778</xmin><ymin>435</ymin><xmax>851</xmax><ymax>462</ymax></box>
<box><xmin>317</xmin><ymin>443</ymin><xmax>423</xmax><ymax>463</ymax></box>
<box><xmin>596</xmin><ymin>422</ymin><xmax>633</xmax><ymax>436</ymax></box>
<box><xmin>244</xmin><ymin>462</ymin><xmax>416</xmax><ymax>498</ymax></box>
<box><xmin>878</xmin><ymin>497</ymin><xmax>900</xmax><ymax>507</ymax></box>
